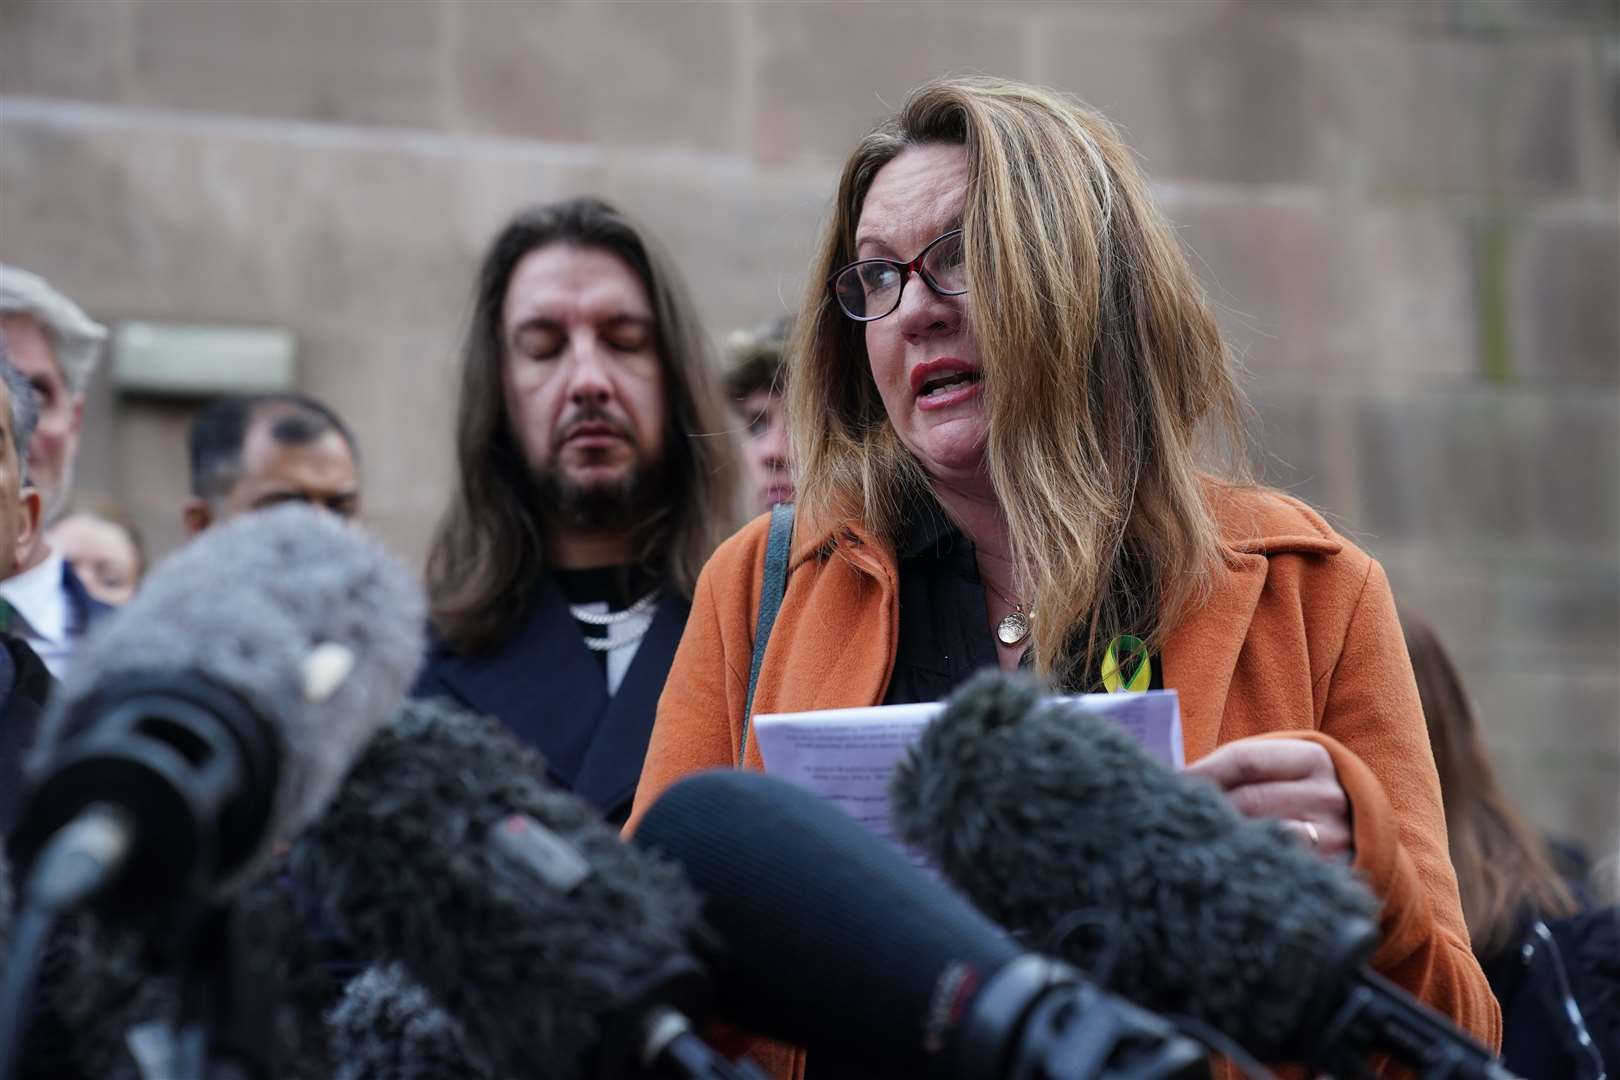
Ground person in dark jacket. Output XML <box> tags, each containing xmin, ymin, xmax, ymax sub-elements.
<box><xmin>1403</xmin><ymin>611</ymin><xmax>1617</xmax><ymax>1080</ymax></box>
<box><xmin>0</xmin><ymin>349</ymin><xmax>58</xmax><ymax>833</ymax></box>
<box><xmin>414</xmin><ymin>198</ymin><xmax>742</xmax><ymax>825</ymax></box>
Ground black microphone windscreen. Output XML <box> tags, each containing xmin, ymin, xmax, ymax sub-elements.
<box><xmin>632</xmin><ymin>769</ymin><xmax>1026</xmax><ymax>1071</ymax></box>
<box><xmin>290</xmin><ymin>697</ymin><xmax>704</xmax><ymax>1080</ymax></box>
<box><xmin>7</xmin><ymin>909</ymin><xmax>150</xmax><ymax>1080</ymax></box>
<box><xmin>39</xmin><ymin>504</ymin><xmax>425</xmax><ymax>855</ymax></box>
<box><xmin>890</xmin><ymin>671</ymin><xmax>1378</xmax><ymax>1060</ymax></box>
<box><xmin>328</xmin><ymin>965</ymin><xmax>494</xmax><ymax>1080</ymax></box>
<box><xmin>30</xmin><ymin>868</ymin><xmax>333</xmax><ymax>1080</ymax></box>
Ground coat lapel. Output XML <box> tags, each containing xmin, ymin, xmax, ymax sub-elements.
<box><xmin>808</xmin><ymin>536</ymin><xmax>899</xmax><ymax>712</ymax></box>
<box><xmin>570</xmin><ymin>589</ymin><xmax>691</xmax><ymax>820</ymax></box>
<box><xmin>428</xmin><ymin>579</ymin><xmax>609</xmax><ymax>788</ymax></box>
<box><xmin>1161</xmin><ymin>550</ymin><xmax>1269</xmax><ymax>763</ymax></box>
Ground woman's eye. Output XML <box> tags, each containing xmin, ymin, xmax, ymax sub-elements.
<box><xmin>860</xmin><ymin>264</ymin><xmax>899</xmax><ymax>294</ymax></box>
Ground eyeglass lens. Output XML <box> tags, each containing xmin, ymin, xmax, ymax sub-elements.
<box><xmin>833</xmin><ymin>230</ymin><xmax>966</xmax><ymax>321</ymax></box>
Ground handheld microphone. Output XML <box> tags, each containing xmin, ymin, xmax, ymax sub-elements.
<box><xmin>890</xmin><ymin>671</ymin><xmax>1511</xmax><ymax>1080</ymax></box>
<box><xmin>327</xmin><ymin>964</ymin><xmax>494</xmax><ymax>1080</ymax></box>
<box><xmin>290</xmin><ymin>697</ymin><xmax>766</xmax><ymax>1080</ymax></box>
<box><xmin>633</xmin><ymin>769</ymin><xmax>1209</xmax><ymax>1080</ymax></box>
<box><xmin>7</xmin><ymin>504</ymin><xmax>425</xmax><ymax>922</ymax></box>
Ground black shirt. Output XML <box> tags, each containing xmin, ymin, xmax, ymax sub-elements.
<box><xmin>882</xmin><ymin>497</ymin><xmax>1022</xmax><ymax>706</ymax></box>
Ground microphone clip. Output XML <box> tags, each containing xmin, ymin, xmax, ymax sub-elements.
<box><xmin>960</xmin><ymin>956</ymin><xmax>1210</xmax><ymax>1080</ymax></box>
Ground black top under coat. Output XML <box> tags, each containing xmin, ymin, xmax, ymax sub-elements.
<box><xmin>882</xmin><ymin>497</ymin><xmax>1021</xmax><ymax>707</ymax></box>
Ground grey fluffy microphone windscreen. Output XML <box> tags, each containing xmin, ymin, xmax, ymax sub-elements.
<box><xmin>45</xmin><ymin>502</ymin><xmax>425</xmax><ymax>840</ymax></box>
<box><xmin>11</xmin><ymin>504</ymin><xmax>425</xmax><ymax>915</ymax></box>
<box><xmin>290</xmin><ymin>697</ymin><xmax>710</xmax><ymax>1080</ymax></box>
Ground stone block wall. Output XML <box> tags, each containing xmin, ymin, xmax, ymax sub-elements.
<box><xmin>2</xmin><ymin>0</ymin><xmax>1616</xmax><ymax>865</ymax></box>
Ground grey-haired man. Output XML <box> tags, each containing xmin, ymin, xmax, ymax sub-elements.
<box><xmin>0</xmin><ymin>266</ymin><xmax>111</xmax><ymax>677</ymax></box>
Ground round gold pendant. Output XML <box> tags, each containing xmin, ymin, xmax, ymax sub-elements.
<box><xmin>996</xmin><ymin>609</ymin><xmax>1031</xmax><ymax>646</ymax></box>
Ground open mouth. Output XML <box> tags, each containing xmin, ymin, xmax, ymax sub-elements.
<box><xmin>917</xmin><ymin>369</ymin><xmax>983</xmax><ymax>400</ymax></box>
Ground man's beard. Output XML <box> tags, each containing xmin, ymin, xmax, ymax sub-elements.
<box><xmin>533</xmin><ymin>454</ymin><xmax>670</xmax><ymax>536</ymax></box>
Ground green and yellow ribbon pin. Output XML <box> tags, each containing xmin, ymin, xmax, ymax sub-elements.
<box><xmin>1100</xmin><ymin>634</ymin><xmax>1151</xmax><ymax>693</ymax></box>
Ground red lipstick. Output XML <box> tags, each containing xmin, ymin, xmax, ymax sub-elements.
<box><xmin>910</xmin><ymin>357</ymin><xmax>983</xmax><ymax>412</ymax></box>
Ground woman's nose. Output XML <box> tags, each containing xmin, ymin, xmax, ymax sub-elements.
<box><xmin>893</xmin><ymin>271</ymin><xmax>961</xmax><ymax>340</ymax></box>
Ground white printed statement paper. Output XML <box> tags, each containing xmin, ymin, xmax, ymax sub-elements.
<box><xmin>753</xmin><ymin>690</ymin><xmax>1182</xmax><ymax>857</ymax></box>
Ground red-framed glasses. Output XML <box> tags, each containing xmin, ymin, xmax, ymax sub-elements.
<box><xmin>828</xmin><ymin>229</ymin><xmax>967</xmax><ymax>322</ymax></box>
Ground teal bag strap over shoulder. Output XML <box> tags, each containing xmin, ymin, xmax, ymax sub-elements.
<box><xmin>739</xmin><ymin>502</ymin><xmax>795</xmax><ymax>766</ymax></box>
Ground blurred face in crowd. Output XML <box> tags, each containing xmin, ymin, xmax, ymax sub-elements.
<box><xmin>501</xmin><ymin>244</ymin><xmax>667</xmax><ymax>528</ymax></box>
<box><xmin>856</xmin><ymin>143</ymin><xmax>986</xmax><ymax>490</ymax></box>
<box><xmin>0</xmin><ymin>312</ymin><xmax>83</xmax><ymax>522</ymax></box>
<box><xmin>45</xmin><ymin>512</ymin><xmax>141</xmax><ymax>605</ymax></box>
<box><xmin>0</xmin><ymin>381</ymin><xmax>42</xmax><ymax>581</ymax></box>
<box><xmin>185</xmin><ymin>407</ymin><xmax>360</xmax><ymax>535</ymax></box>
<box><xmin>738</xmin><ymin>389</ymin><xmax>792</xmax><ymax>513</ymax></box>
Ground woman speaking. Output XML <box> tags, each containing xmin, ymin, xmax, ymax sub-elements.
<box><xmin>629</xmin><ymin>75</ymin><xmax>1499</xmax><ymax>1078</ymax></box>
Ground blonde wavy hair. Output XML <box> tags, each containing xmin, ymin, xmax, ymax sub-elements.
<box><xmin>789</xmin><ymin>76</ymin><xmax>1250</xmax><ymax>686</ymax></box>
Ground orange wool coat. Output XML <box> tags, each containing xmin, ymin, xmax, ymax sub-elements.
<box><xmin>627</xmin><ymin>484</ymin><xmax>1501</xmax><ymax>1078</ymax></box>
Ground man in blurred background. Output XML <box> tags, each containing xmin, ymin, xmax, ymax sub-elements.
<box><xmin>414</xmin><ymin>197</ymin><xmax>741</xmax><ymax>826</ymax></box>
<box><xmin>725</xmin><ymin>314</ymin><xmax>794</xmax><ymax>515</ymax></box>
<box><xmin>183</xmin><ymin>392</ymin><xmax>362</xmax><ymax>535</ymax></box>
<box><xmin>0</xmin><ymin>351</ymin><xmax>55</xmax><ymax>831</ymax></box>
<box><xmin>0</xmin><ymin>265</ymin><xmax>110</xmax><ymax>677</ymax></box>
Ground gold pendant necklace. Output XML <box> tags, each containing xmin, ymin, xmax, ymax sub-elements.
<box><xmin>996</xmin><ymin>605</ymin><xmax>1031</xmax><ymax>647</ymax></box>
<box><xmin>985</xmin><ymin>574</ymin><xmax>1033</xmax><ymax>647</ymax></box>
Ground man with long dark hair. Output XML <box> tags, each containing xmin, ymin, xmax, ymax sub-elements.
<box><xmin>415</xmin><ymin>197</ymin><xmax>741</xmax><ymax>825</ymax></box>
